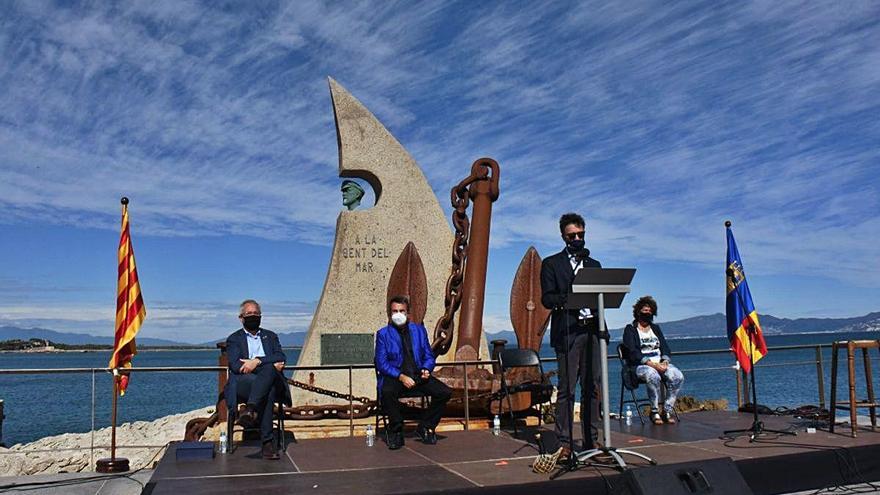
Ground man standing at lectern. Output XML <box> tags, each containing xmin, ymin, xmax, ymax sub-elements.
<box><xmin>541</xmin><ymin>212</ymin><xmax>604</xmax><ymax>454</ymax></box>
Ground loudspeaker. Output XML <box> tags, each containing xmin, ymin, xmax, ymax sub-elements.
<box><xmin>613</xmin><ymin>458</ymin><xmax>753</xmax><ymax>495</ymax></box>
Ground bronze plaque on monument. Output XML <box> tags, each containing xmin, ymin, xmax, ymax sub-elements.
<box><xmin>321</xmin><ymin>334</ymin><xmax>375</xmax><ymax>365</ymax></box>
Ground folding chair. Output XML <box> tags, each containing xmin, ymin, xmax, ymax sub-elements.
<box><xmin>496</xmin><ymin>348</ymin><xmax>555</xmax><ymax>437</ymax></box>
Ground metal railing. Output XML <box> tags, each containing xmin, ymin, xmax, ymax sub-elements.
<box><xmin>0</xmin><ymin>342</ymin><xmax>876</xmax><ymax>471</ymax></box>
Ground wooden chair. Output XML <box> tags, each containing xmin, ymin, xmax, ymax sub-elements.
<box><xmin>829</xmin><ymin>340</ymin><xmax>879</xmax><ymax>437</ymax></box>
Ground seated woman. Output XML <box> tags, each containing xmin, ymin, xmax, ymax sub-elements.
<box><xmin>622</xmin><ymin>296</ymin><xmax>684</xmax><ymax>425</ymax></box>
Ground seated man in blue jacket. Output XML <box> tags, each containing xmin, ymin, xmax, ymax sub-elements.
<box><xmin>225</xmin><ymin>299</ymin><xmax>289</xmax><ymax>460</ymax></box>
<box><xmin>375</xmin><ymin>295</ymin><xmax>452</xmax><ymax>450</ymax></box>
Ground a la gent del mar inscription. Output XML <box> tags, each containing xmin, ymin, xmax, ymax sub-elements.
<box><xmin>339</xmin><ymin>234</ymin><xmax>390</xmax><ymax>273</ymax></box>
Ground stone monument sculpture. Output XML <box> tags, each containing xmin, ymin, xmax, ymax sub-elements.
<box><xmin>290</xmin><ymin>79</ymin><xmax>488</xmax><ymax>406</ymax></box>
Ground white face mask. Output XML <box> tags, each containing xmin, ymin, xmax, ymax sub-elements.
<box><xmin>390</xmin><ymin>312</ymin><xmax>407</xmax><ymax>326</ymax></box>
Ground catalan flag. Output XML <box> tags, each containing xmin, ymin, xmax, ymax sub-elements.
<box><xmin>109</xmin><ymin>198</ymin><xmax>146</xmax><ymax>396</ymax></box>
<box><xmin>726</xmin><ymin>223</ymin><xmax>766</xmax><ymax>373</ymax></box>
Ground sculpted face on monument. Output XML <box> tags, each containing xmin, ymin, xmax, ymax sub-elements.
<box><xmin>341</xmin><ymin>179</ymin><xmax>365</xmax><ymax>210</ymax></box>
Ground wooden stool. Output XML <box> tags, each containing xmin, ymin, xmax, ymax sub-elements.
<box><xmin>829</xmin><ymin>340</ymin><xmax>879</xmax><ymax>437</ymax></box>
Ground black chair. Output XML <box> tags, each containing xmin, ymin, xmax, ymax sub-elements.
<box><xmin>224</xmin><ymin>370</ymin><xmax>290</xmax><ymax>453</ymax></box>
<box><xmin>374</xmin><ymin>372</ymin><xmax>431</xmax><ymax>441</ymax></box>
<box><xmin>617</xmin><ymin>344</ymin><xmax>651</xmax><ymax>424</ymax></box>
<box><xmin>496</xmin><ymin>348</ymin><xmax>555</xmax><ymax>437</ymax></box>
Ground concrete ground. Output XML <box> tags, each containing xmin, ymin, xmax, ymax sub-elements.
<box><xmin>0</xmin><ymin>470</ymin><xmax>152</xmax><ymax>494</ymax></box>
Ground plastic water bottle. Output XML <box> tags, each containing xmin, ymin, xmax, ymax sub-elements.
<box><xmin>625</xmin><ymin>405</ymin><xmax>633</xmax><ymax>426</ymax></box>
<box><xmin>365</xmin><ymin>424</ymin><xmax>375</xmax><ymax>447</ymax></box>
<box><xmin>492</xmin><ymin>414</ymin><xmax>501</xmax><ymax>436</ymax></box>
<box><xmin>219</xmin><ymin>431</ymin><xmax>228</xmax><ymax>454</ymax></box>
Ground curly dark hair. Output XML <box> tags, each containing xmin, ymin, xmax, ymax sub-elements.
<box><xmin>558</xmin><ymin>212</ymin><xmax>585</xmax><ymax>234</ymax></box>
<box><xmin>632</xmin><ymin>295</ymin><xmax>658</xmax><ymax>320</ymax></box>
<box><xmin>387</xmin><ymin>294</ymin><xmax>410</xmax><ymax>317</ymax></box>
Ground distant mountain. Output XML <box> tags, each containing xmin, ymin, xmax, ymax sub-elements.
<box><xmin>484</xmin><ymin>311</ymin><xmax>880</xmax><ymax>344</ymax></box>
<box><xmin>0</xmin><ymin>326</ymin><xmax>192</xmax><ymax>347</ymax></box>
<box><xmin>6</xmin><ymin>310</ymin><xmax>878</xmax><ymax>349</ymax></box>
<box><xmin>644</xmin><ymin>311</ymin><xmax>880</xmax><ymax>338</ymax></box>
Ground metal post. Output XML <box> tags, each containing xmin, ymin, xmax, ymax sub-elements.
<box><xmin>96</xmin><ymin>374</ymin><xmax>129</xmax><ymax>472</ymax></box>
<box><xmin>217</xmin><ymin>343</ymin><xmax>229</xmax><ymax>423</ymax></box>
<box><xmin>598</xmin><ymin>293</ymin><xmax>611</xmax><ymax>449</ymax></box>
<box><xmin>348</xmin><ymin>366</ymin><xmax>354</xmax><ymax>437</ymax></box>
<box><xmin>463</xmin><ymin>362</ymin><xmax>470</xmax><ymax>430</ymax></box>
<box><xmin>815</xmin><ymin>346</ymin><xmax>826</xmax><ymax>411</ymax></box>
<box><xmin>735</xmin><ymin>362</ymin><xmax>743</xmax><ymax>409</ymax></box>
<box><xmin>110</xmin><ymin>378</ymin><xmax>118</xmax><ymax>458</ymax></box>
<box><xmin>0</xmin><ymin>399</ymin><xmax>5</xmax><ymax>447</ymax></box>
<box><xmin>90</xmin><ymin>369</ymin><xmax>96</xmax><ymax>470</ymax></box>
<box><xmin>741</xmin><ymin>368</ymin><xmax>750</xmax><ymax>406</ymax></box>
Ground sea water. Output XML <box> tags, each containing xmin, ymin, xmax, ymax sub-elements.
<box><xmin>1</xmin><ymin>331</ymin><xmax>878</xmax><ymax>446</ymax></box>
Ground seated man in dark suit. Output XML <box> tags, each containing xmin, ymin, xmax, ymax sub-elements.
<box><xmin>224</xmin><ymin>299</ymin><xmax>289</xmax><ymax>460</ymax></box>
<box><xmin>375</xmin><ymin>295</ymin><xmax>452</xmax><ymax>450</ymax></box>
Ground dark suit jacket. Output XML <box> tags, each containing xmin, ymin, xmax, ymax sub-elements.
<box><xmin>225</xmin><ymin>328</ymin><xmax>287</xmax><ymax>373</ymax></box>
<box><xmin>621</xmin><ymin>323</ymin><xmax>672</xmax><ymax>367</ymax></box>
<box><xmin>540</xmin><ymin>248</ymin><xmax>602</xmax><ymax>351</ymax></box>
<box><xmin>224</xmin><ymin>328</ymin><xmax>291</xmax><ymax>409</ymax></box>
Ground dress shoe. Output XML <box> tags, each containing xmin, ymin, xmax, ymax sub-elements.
<box><xmin>237</xmin><ymin>406</ymin><xmax>258</xmax><ymax>429</ymax></box>
<box><xmin>261</xmin><ymin>441</ymin><xmax>280</xmax><ymax>460</ymax></box>
<box><xmin>415</xmin><ymin>426</ymin><xmax>438</xmax><ymax>445</ymax></box>
<box><xmin>386</xmin><ymin>431</ymin><xmax>405</xmax><ymax>450</ymax></box>
<box><xmin>559</xmin><ymin>445</ymin><xmax>572</xmax><ymax>460</ymax></box>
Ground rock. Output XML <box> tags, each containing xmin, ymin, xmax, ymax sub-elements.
<box><xmin>675</xmin><ymin>395</ymin><xmax>729</xmax><ymax>413</ymax></box>
<box><xmin>0</xmin><ymin>406</ymin><xmax>213</xmax><ymax>476</ymax></box>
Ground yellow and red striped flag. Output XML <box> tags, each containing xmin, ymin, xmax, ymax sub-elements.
<box><xmin>109</xmin><ymin>197</ymin><xmax>146</xmax><ymax>396</ymax></box>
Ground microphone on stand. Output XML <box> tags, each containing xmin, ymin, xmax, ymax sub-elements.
<box><xmin>574</xmin><ymin>247</ymin><xmax>590</xmax><ymax>263</ymax></box>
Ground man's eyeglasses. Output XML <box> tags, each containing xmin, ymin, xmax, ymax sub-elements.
<box><xmin>241</xmin><ymin>312</ymin><xmax>261</xmax><ymax>317</ymax></box>
<box><xmin>565</xmin><ymin>231</ymin><xmax>585</xmax><ymax>241</ymax></box>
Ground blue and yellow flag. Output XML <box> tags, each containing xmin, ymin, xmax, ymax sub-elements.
<box><xmin>726</xmin><ymin>224</ymin><xmax>766</xmax><ymax>373</ymax></box>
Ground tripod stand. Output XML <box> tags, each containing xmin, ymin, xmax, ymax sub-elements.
<box><xmin>723</xmin><ymin>313</ymin><xmax>796</xmax><ymax>442</ymax></box>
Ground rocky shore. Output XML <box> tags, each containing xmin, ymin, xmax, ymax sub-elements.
<box><xmin>0</xmin><ymin>406</ymin><xmax>213</xmax><ymax>476</ymax></box>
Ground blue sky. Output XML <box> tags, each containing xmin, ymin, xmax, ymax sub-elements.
<box><xmin>1</xmin><ymin>1</ymin><xmax>878</xmax><ymax>344</ymax></box>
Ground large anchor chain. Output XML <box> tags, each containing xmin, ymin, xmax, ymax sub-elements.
<box><xmin>431</xmin><ymin>159</ymin><xmax>500</xmax><ymax>356</ymax></box>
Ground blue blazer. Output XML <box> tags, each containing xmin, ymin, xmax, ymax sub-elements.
<box><xmin>224</xmin><ymin>328</ymin><xmax>291</xmax><ymax>409</ymax></box>
<box><xmin>374</xmin><ymin>322</ymin><xmax>436</xmax><ymax>394</ymax></box>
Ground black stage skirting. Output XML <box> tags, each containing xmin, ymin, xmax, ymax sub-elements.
<box><xmin>143</xmin><ymin>411</ymin><xmax>880</xmax><ymax>495</ymax></box>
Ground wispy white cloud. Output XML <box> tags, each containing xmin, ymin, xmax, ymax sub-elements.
<box><xmin>1</xmin><ymin>0</ymin><xmax>878</xmax><ymax>339</ymax></box>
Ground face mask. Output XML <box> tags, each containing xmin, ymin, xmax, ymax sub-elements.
<box><xmin>637</xmin><ymin>313</ymin><xmax>653</xmax><ymax>324</ymax></box>
<box><xmin>567</xmin><ymin>239</ymin><xmax>585</xmax><ymax>252</ymax></box>
<box><xmin>243</xmin><ymin>315</ymin><xmax>261</xmax><ymax>331</ymax></box>
<box><xmin>390</xmin><ymin>312</ymin><xmax>407</xmax><ymax>326</ymax></box>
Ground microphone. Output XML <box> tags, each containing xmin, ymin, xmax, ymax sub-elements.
<box><xmin>575</xmin><ymin>247</ymin><xmax>590</xmax><ymax>262</ymax></box>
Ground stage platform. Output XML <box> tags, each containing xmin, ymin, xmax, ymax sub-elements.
<box><xmin>142</xmin><ymin>411</ymin><xmax>880</xmax><ymax>494</ymax></box>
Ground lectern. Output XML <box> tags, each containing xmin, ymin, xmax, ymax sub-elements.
<box><xmin>569</xmin><ymin>267</ymin><xmax>655</xmax><ymax>469</ymax></box>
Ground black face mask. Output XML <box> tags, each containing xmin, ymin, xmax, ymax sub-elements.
<box><xmin>637</xmin><ymin>313</ymin><xmax>654</xmax><ymax>324</ymax></box>
<box><xmin>243</xmin><ymin>315</ymin><xmax>261</xmax><ymax>332</ymax></box>
<box><xmin>567</xmin><ymin>239</ymin><xmax>585</xmax><ymax>252</ymax></box>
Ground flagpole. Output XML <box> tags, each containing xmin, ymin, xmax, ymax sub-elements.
<box><xmin>722</xmin><ymin>220</ymin><xmax>796</xmax><ymax>442</ymax></box>
<box><xmin>97</xmin><ymin>198</ymin><xmax>133</xmax><ymax>473</ymax></box>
